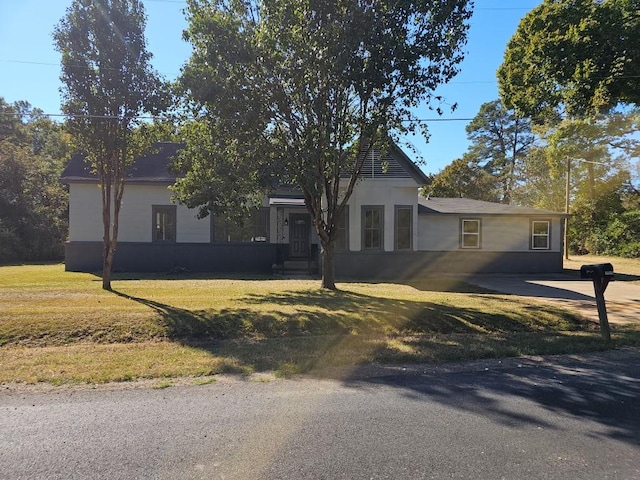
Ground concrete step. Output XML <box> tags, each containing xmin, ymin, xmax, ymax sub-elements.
<box><xmin>273</xmin><ymin>259</ymin><xmax>319</xmax><ymax>276</ymax></box>
<box><xmin>283</xmin><ymin>260</ymin><xmax>313</xmax><ymax>270</ymax></box>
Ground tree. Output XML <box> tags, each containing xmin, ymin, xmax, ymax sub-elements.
<box><xmin>53</xmin><ymin>0</ymin><xmax>167</xmax><ymax>290</ymax></box>
<box><xmin>177</xmin><ymin>0</ymin><xmax>472</xmax><ymax>289</ymax></box>
<box><xmin>511</xmin><ymin>147</ymin><xmax>566</xmax><ymax>212</ymax></box>
<box><xmin>0</xmin><ymin>99</ymin><xmax>70</xmax><ymax>262</ymax></box>
<box><xmin>464</xmin><ymin>100</ymin><xmax>534</xmax><ymax>203</ymax></box>
<box><xmin>422</xmin><ymin>156</ymin><xmax>500</xmax><ymax>202</ymax></box>
<box><xmin>533</xmin><ymin>115</ymin><xmax>637</xmax><ymax>254</ymax></box>
<box><xmin>498</xmin><ymin>0</ymin><xmax>640</xmax><ymax>118</ymax></box>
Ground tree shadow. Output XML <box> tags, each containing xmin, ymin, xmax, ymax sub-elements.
<box><xmin>114</xmin><ymin>289</ymin><xmax>592</xmax><ymax>371</ymax></box>
<box><xmin>95</xmin><ymin>271</ymin><xmax>279</xmax><ymax>282</ymax></box>
<box><xmin>340</xmin><ymin>349</ymin><xmax>640</xmax><ymax>447</ymax></box>
<box><xmin>108</xmin><ymin>288</ymin><xmax>640</xmax><ymax>445</ymax></box>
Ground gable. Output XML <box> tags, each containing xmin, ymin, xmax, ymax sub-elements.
<box><xmin>356</xmin><ymin>144</ymin><xmax>429</xmax><ymax>185</ymax></box>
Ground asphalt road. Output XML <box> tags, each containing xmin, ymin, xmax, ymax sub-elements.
<box><xmin>2</xmin><ymin>348</ymin><xmax>640</xmax><ymax>480</ymax></box>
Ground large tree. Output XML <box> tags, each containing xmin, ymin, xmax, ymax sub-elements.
<box><xmin>53</xmin><ymin>0</ymin><xmax>166</xmax><ymax>290</ymax></box>
<box><xmin>177</xmin><ymin>0</ymin><xmax>472</xmax><ymax>289</ymax></box>
<box><xmin>464</xmin><ymin>100</ymin><xmax>534</xmax><ymax>204</ymax></box>
<box><xmin>498</xmin><ymin>0</ymin><xmax>640</xmax><ymax>118</ymax></box>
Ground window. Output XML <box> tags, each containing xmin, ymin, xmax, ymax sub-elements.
<box><xmin>362</xmin><ymin>206</ymin><xmax>384</xmax><ymax>250</ymax></box>
<box><xmin>213</xmin><ymin>208</ymin><xmax>269</xmax><ymax>242</ymax></box>
<box><xmin>335</xmin><ymin>207</ymin><xmax>349</xmax><ymax>251</ymax></box>
<box><xmin>395</xmin><ymin>206</ymin><xmax>412</xmax><ymax>250</ymax></box>
<box><xmin>153</xmin><ymin>206</ymin><xmax>176</xmax><ymax>243</ymax></box>
<box><xmin>461</xmin><ymin>219</ymin><xmax>481</xmax><ymax>249</ymax></box>
<box><xmin>531</xmin><ymin>220</ymin><xmax>550</xmax><ymax>249</ymax></box>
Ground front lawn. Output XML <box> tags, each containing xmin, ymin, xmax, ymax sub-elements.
<box><xmin>1</xmin><ymin>264</ymin><xmax>638</xmax><ymax>385</ymax></box>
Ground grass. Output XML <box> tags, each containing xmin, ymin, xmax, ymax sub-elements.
<box><xmin>1</xmin><ymin>263</ymin><xmax>639</xmax><ymax>386</ymax></box>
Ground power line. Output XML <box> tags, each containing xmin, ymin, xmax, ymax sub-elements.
<box><xmin>0</xmin><ymin>59</ymin><xmax>181</xmax><ymax>78</ymax></box>
<box><xmin>0</xmin><ymin>110</ymin><xmax>637</xmax><ymax>125</ymax></box>
<box><xmin>0</xmin><ymin>111</ymin><xmax>478</xmax><ymax>122</ymax></box>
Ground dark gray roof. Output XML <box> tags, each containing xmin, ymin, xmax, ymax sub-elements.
<box><xmin>418</xmin><ymin>197</ymin><xmax>568</xmax><ymax>217</ymax></box>
<box><xmin>60</xmin><ymin>142</ymin><xmax>183</xmax><ymax>184</ymax></box>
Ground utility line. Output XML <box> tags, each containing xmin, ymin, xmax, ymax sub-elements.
<box><xmin>0</xmin><ymin>111</ymin><xmax>475</xmax><ymax>122</ymax></box>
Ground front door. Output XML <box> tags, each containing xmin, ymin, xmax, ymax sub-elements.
<box><xmin>289</xmin><ymin>213</ymin><xmax>310</xmax><ymax>258</ymax></box>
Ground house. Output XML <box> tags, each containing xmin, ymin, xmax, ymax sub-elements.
<box><xmin>61</xmin><ymin>142</ymin><xmax>568</xmax><ymax>278</ymax></box>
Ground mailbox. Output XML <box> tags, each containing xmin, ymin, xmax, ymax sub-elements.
<box><xmin>580</xmin><ymin>262</ymin><xmax>614</xmax><ymax>342</ymax></box>
<box><xmin>580</xmin><ymin>263</ymin><xmax>614</xmax><ymax>279</ymax></box>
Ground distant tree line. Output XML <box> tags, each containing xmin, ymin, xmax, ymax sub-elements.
<box><xmin>0</xmin><ymin>98</ymin><xmax>70</xmax><ymax>263</ymax></box>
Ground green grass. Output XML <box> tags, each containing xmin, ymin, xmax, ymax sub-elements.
<box><xmin>1</xmin><ymin>263</ymin><xmax>638</xmax><ymax>386</ymax></box>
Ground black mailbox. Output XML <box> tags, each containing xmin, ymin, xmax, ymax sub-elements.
<box><xmin>580</xmin><ymin>263</ymin><xmax>614</xmax><ymax>279</ymax></box>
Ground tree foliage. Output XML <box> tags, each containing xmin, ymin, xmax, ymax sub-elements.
<box><xmin>177</xmin><ymin>0</ymin><xmax>472</xmax><ymax>289</ymax></box>
<box><xmin>464</xmin><ymin>100</ymin><xmax>534</xmax><ymax>203</ymax></box>
<box><xmin>423</xmin><ymin>156</ymin><xmax>499</xmax><ymax>202</ymax></box>
<box><xmin>514</xmin><ymin>114</ymin><xmax>638</xmax><ymax>255</ymax></box>
<box><xmin>53</xmin><ymin>0</ymin><xmax>167</xmax><ymax>289</ymax></box>
<box><xmin>498</xmin><ymin>0</ymin><xmax>640</xmax><ymax>118</ymax></box>
<box><xmin>424</xmin><ymin>100</ymin><xmax>533</xmax><ymax>203</ymax></box>
<box><xmin>0</xmin><ymin>99</ymin><xmax>70</xmax><ymax>262</ymax></box>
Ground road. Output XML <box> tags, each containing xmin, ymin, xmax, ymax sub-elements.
<box><xmin>1</xmin><ymin>348</ymin><xmax>640</xmax><ymax>480</ymax></box>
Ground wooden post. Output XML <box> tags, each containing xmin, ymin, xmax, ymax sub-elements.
<box><xmin>592</xmin><ymin>277</ymin><xmax>611</xmax><ymax>342</ymax></box>
<box><xmin>564</xmin><ymin>157</ymin><xmax>571</xmax><ymax>260</ymax></box>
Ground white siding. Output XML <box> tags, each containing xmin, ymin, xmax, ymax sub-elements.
<box><xmin>418</xmin><ymin>215</ymin><xmax>563</xmax><ymax>252</ymax></box>
<box><xmin>68</xmin><ymin>184</ymin><xmax>104</xmax><ymax>242</ymax></box>
<box><xmin>346</xmin><ymin>178</ymin><xmax>419</xmax><ymax>252</ymax></box>
<box><xmin>68</xmin><ymin>183</ymin><xmax>210</xmax><ymax>243</ymax></box>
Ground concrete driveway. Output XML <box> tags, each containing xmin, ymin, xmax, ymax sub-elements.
<box><xmin>466</xmin><ymin>274</ymin><xmax>640</xmax><ymax>325</ymax></box>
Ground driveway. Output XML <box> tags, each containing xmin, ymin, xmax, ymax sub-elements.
<box><xmin>466</xmin><ymin>274</ymin><xmax>640</xmax><ymax>325</ymax></box>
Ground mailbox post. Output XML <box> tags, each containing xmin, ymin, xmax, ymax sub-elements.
<box><xmin>580</xmin><ymin>263</ymin><xmax>614</xmax><ymax>342</ymax></box>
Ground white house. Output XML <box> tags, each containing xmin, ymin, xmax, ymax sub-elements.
<box><xmin>61</xmin><ymin>142</ymin><xmax>568</xmax><ymax>278</ymax></box>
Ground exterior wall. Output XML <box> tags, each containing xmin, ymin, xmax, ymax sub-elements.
<box><xmin>334</xmin><ymin>250</ymin><xmax>563</xmax><ymax>279</ymax></box>
<box><xmin>345</xmin><ymin>178</ymin><xmax>419</xmax><ymax>252</ymax></box>
<box><xmin>67</xmin><ymin>180</ymin><xmax>565</xmax><ymax>277</ymax></box>
<box><xmin>65</xmin><ymin>241</ymin><xmax>278</xmax><ymax>273</ymax></box>
<box><xmin>418</xmin><ymin>215</ymin><xmax>563</xmax><ymax>252</ymax></box>
<box><xmin>68</xmin><ymin>183</ymin><xmax>210</xmax><ymax>243</ymax></box>
<box><xmin>68</xmin><ymin>184</ymin><xmax>106</xmax><ymax>242</ymax></box>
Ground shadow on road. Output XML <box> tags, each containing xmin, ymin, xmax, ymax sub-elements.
<box><xmin>342</xmin><ymin>349</ymin><xmax>640</xmax><ymax>447</ymax></box>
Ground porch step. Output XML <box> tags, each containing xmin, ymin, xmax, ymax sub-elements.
<box><xmin>273</xmin><ymin>259</ymin><xmax>319</xmax><ymax>276</ymax></box>
<box><xmin>284</xmin><ymin>260</ymin><xmax>311</xmax><ymax>270</ymax></box>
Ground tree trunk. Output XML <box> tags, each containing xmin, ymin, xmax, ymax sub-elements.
<box><xmin>102</xmin><ymin>240</ymin><xmax>114</xmax><ymax>291</ymax></box>
<box><xmin>321</xmin><ymin>241</ymin><xmax>337</xmax><ymax>290</ymax></box>
<box><xmin>102</xmin><ymin>182</ymin><xmax>112</xmax><ymax>291</ymax></box>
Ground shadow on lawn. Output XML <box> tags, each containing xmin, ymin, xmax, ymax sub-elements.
<box><xmin>113</xmin><ymin>288</ymin><xmax>590</xmax><ymax>342</ymax></box>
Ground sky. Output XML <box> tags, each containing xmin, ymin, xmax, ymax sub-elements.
<box><xmin>0</xmin><ymin>0</ymin><xmax>542</xmax><ymax>175</ymax></box>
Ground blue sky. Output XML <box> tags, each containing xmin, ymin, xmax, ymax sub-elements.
<box><xmin>0</xmin><ymin>0</ymin><xmax>541</xmax><ymax>174</ymax></box>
